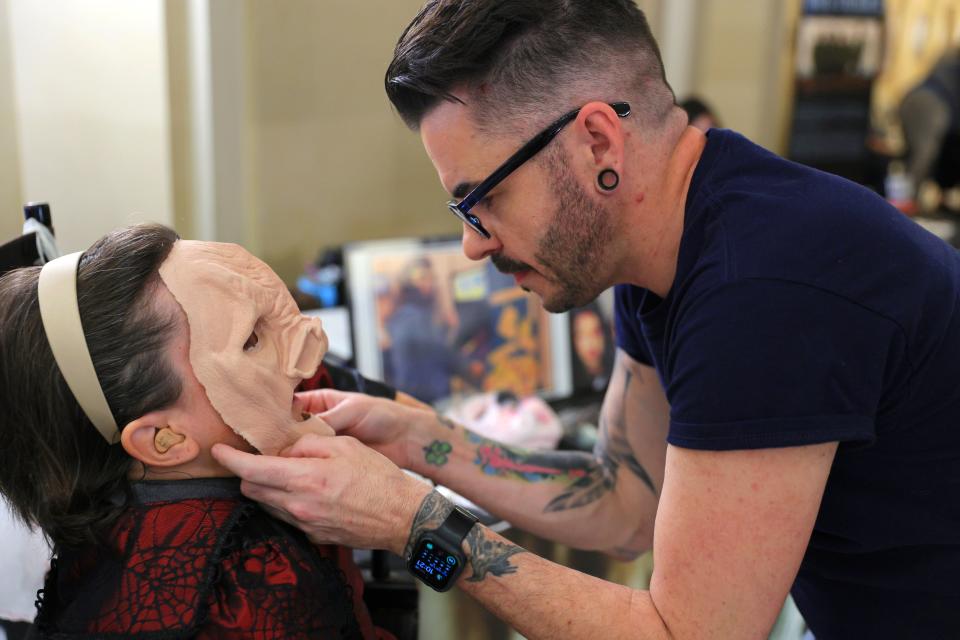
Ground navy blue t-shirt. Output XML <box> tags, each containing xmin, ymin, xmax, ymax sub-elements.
<box><xmin>615</xmin><ymin>130</ymin><xmax>960</xmax><ymax>639</ymax></box>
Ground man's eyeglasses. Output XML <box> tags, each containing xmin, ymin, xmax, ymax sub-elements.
<box><xmin>447</xmin><ymin>102</ymin><xmax>631</xmax><ymax>239</ymax></box>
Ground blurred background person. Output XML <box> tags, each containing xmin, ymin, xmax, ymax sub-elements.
<box><xmin>679</xmin><ymin>95</ymin><xmax>722</xmax><ymax>132</ymax></box>
<box><xmin>385</xmin><ymin>257</ymin><xmax>466</xmax><ymax>403</ymax></box>
<box><xmin>898</xmin><ymin>47</ymin><xmax>960</xmax><ymax>214</ymax></box>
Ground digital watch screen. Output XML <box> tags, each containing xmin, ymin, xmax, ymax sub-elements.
<box><xmin>406</xmin><ymin>505</ymin><xmax>478</xmax><ymax>592</ymax></box>
<box><xmin>408</xmin><ymin>536</ymin><xmax>462</xmax><ymax>591</ymax></box>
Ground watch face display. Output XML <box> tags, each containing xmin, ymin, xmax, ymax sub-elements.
<box><xmin>409</xmin><ymin>538</ymin><xmax>460</xmax><ymax>590</ymax></box>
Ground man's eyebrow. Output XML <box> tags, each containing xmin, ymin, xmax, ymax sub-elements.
<box><xmin>452</xmin><ymin>181</ymin><xmax>478</xmax><ymax>200</ymax></box>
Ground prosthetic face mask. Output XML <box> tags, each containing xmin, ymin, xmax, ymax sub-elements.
<box><xmin>159</xmin><ymin>241</ymin><xmax>330</xmax><ymax>454</ymax></box>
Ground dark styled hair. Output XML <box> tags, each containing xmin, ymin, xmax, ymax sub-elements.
<box><xmin>0</xmin><ymin>224</ymin><xmax>182</xmax><ymax>547</ymax></box>
<box><xmin>386</xmin><ymin>0</ymin><xmax>675</xmax><ymax>133</ymax></box>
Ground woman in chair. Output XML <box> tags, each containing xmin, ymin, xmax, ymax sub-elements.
<box><xmin>0</xmin><ymin>224</ymin><xmax>394</xmax><ymax>639</ymax></box>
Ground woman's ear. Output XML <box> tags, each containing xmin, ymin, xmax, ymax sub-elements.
<box><xmin>121</xmin><ymin>413</ymin><xmax>200</xmax><ymax>468</ymax></box>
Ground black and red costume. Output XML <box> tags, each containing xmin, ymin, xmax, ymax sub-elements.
<box><xmin>32</xmin><ymin>479</ymin><xmax>390</xmax><ymax>639</ymax></box>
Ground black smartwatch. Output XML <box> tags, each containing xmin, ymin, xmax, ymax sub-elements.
<box><xmin>406</xmin><ymin>505</ymin><xmax>478</xmax><ymax>592</ymax></box>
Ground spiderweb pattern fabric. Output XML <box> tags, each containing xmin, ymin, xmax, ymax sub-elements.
<box><xmin>33</xmin><ymin>479</ymin><xmax>364</xmax><ymax>639</ymax></box>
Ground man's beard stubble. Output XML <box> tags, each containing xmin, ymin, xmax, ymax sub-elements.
<box><xmin>492</xmin><ymin>157</ymin><xmax>614</xmax><ymax>313</ymax></box>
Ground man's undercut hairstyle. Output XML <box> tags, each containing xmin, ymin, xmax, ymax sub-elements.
<box><xmin>386</xmin><ymin>0</ymin><xmax>675</xmax><ymax>134</ymax></box>
<box><xmin>0</xmin><ymin>224</ymin><xmax>181</xmax><ymax>547</ymax></box>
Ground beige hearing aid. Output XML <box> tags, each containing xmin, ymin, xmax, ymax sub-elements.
<box><xmin>154</xmin><ymin>427</ymin><xmax>186</xmax><ymax>453</ymax></box>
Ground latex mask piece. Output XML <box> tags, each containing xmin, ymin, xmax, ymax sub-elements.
<box><xmin>159</xmin><ymin>241</ymin><xmax>331</xmax><ymax>454</ymax></box>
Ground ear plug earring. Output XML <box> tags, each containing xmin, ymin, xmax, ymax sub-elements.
<box><xmin>598</xmin><ymin>169</ymin><xmax>620</xmax><ymax>191</ymax></box>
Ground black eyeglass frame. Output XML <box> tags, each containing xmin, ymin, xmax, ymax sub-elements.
<box><xmin>447</xmin><ymin>101</ymin><xmax>631</xmax><ymax>239</ymax></box>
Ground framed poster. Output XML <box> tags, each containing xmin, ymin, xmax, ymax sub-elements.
<box><xmin>345</xmin><ymin>238</ymin><xmax>572</xmax><ymax>404</ymax></box>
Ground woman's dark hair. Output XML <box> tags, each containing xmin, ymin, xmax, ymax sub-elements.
<box><xmin>0</xmin><ymin>224</ymin><xmax>182</xmax><ymax>548</ymax></box>
<box><xmin>385</xmin><ymin>0</ymin><xmax>675</xmax><ymax>132</ymax></box>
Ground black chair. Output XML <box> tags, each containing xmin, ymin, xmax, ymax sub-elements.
<box><xmin>0</xmin><ymin>204</ymin><xmax>56</xmax><ymax>638</ymax></box>
<box><xmin>0</xmin><ymin>202</ymin><xmax>54</xmax><ymax>276</ymax></box>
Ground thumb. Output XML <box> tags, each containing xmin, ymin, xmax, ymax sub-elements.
<box><xmin>317</xmin><ymin>394</ymin><xmax>369</xmax><ymax>433</ymax></box>
<box><xmin>278</xmin><ymin>432</ymin><xmax>339</xmax><ymax>459</ymax></box>
<box><xmin>295</xmin><ymin>388</ymin><xmax>353</xmax><ymax>414</ymax></box>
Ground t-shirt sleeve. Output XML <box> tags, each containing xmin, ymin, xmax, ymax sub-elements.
<box><xmin>665</xmin><ymin>278</ymin><xmax>902</xmax><ymax>450</ymax></box>
<box><xmin>614</xmin><ymin>284</ymin><xmax>653</xmax><ymax>365</ymax></box>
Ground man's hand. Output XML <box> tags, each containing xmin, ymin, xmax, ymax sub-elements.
<box><xmin>295</xmin><ymin>389</ymin><xmax>436</xmax><ymax>469</ymax></box>
<box><xmin>211</xmin><ymin>434</ymin><xmax>432</xmax><ymax>554</ymax></box>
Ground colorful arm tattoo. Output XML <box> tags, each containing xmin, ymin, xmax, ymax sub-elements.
<box><xmin>423</xmin><ymin>440</ymin><xmax>453</xmax><ymax>467</ymax></box>
<box><xmin>468</xmin><ymin>431</ymin><xmax>593</xmax><ymax>483</ymax></box>
<box><xmin>463</xmin><ymin>356</ymin><xmax>658</xmax><ymax>513</ymax></box>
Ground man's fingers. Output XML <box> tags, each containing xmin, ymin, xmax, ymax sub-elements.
<box><xmin>296</xmin><ymin>388</ymin><xmax>353</xmax><ymax>414</ymax></box>
<box><xmin>317</xmin><ymin>398</ymin><xmax>365</xmax><ymax>433</ymax></box>
<box><xmin>279</xmin><ymin>433</ymin><xmax>352</xmax><ymax>459</ymax></box>
<box><xmin>212</xmin><ymin>443</ymin><xmax>312</xmax><ymax>487</ymax></box>
<box><xmin>294</xmin><ymin>389</ymin><xmax>332</xmax><ymax>414</ymax></box>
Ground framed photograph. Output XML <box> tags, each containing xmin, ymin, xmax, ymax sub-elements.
<box><xmin>345</xmin><ymin>238</ymin><xmax>572</xmax><ymax>404</ymax></box>
<box><xmin>795</xmin><ymin>15</ymin><xmax>883</xmax><ymax>78</ymax></box>
<box><xmin>568</xmin><ymin>287</ymin><xmax>616</xmax><ymax>397</ymax></box>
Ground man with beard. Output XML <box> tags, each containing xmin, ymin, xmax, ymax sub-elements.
<box><xmin>214</xmin><ymin>1</ymin><xmax>960</xmax><ymax>638</ymax></box>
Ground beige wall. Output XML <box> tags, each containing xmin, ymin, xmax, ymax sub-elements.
<box><xmin>6</xmin><ymin>0</ymin><xmax>173</xmax><ymax>253</ymax></box>
<box><xmin>0</xmin><ymin>0</ymin><xmax>799</xmax><ymax>280</ymax></box>
<box><xmin>241</xmin><ymin>0</ymin><xmax>800</xmax><ymax>282</ymax></box>
<box><xmin>244</xmin><ymin>0</ymin><xmax>458</xmax><ymax>282</ymax></box>
<box><xmin>0</xmin><ymin>0</ymin><xmax>20</xmax><ymax>242</ymax></box>
<box><xmin>0</xmin><ymin>0</ymin><xmax>827</xmax><ymax>276</ymax></box>
<box><xmin>691</xmin><ymin>0</ymin><xmax>796</xmax><ymax>152</ymax></box>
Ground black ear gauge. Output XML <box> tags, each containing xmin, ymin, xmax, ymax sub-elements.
<box><xmin>598</xmin><ymin>168</ymin><xmax>620</xmax><ymax>191</ymax></box>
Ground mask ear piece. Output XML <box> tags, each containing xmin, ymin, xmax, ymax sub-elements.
<box><xmin>155</xmin><ymin>427</ymin><xmax>186</xmax><ymax>453</ymax></box>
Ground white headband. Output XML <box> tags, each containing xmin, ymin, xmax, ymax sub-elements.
<box><xmin>38</xmin><ymin>252</ymin><xmax>120</xmax><ymax>444</ymax></box>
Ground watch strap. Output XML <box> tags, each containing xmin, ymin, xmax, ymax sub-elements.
<box><xmin>435</xmin><ymin>505</ymin><xmax>479</xmax><ymax>551</ymax></box>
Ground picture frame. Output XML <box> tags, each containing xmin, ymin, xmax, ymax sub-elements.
<box><xmin>344</xmin><ymin>237</ymin><xmax>572</xmax><ymax>404</ymax></box>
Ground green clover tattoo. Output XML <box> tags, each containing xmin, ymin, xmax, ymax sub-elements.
<box><xmin>424</xmin><ymin>440</ymin><xmax>453</xmax><ymax>467</ymax></box>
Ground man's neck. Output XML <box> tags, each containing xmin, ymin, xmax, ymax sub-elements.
<box><xmin>619</xmin><ymin>121</ymin><xmax>707</xmax><ymax>298</ymax></box>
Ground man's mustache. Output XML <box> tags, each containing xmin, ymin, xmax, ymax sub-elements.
<box><xmin>491</xmin><ymin>254</ymin><xmax>532</xmax><ymax>274</ymax></box>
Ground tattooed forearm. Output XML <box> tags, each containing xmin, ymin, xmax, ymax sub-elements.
<box><xmin>545</xmin><ymin>364</ymin><xmax>658</xmax><ymax>513</ymax></box>
<box><xmin>544</xmin><ymin>467</ymin><xmax>610</xmax><ymax>511</ymax></box>
<box><xmin>467</xmin><ymin>432</ymin><xmax>595</xmax><ymax>483</ymax></box>
<box><xmin>423</xmin><ymin>440</ymin><xmax>453</xmax><ymax>466</ymax></box>
<box><xmin>403</xmin><ymin>490</ymin><xmax>454</xmax><ymax>560</ymax></box>
<box><xmin>598</xmin><ymin>428</ymin><xmax>657</xmax><ymax>495</ymax></box>
<box><xmin>606</xmin><ymin>368</ymin><xmax>657</xmax><ymax>494</ymax></box>
<box><xmin>403</xmin><ymin>490</ymin><xmax>526</xmax><ymax>586</ymax></box>
<box><xmin>464</xmin><ymin>525</ymin><xmax>527</xmax><ymax>582</ymax></box>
